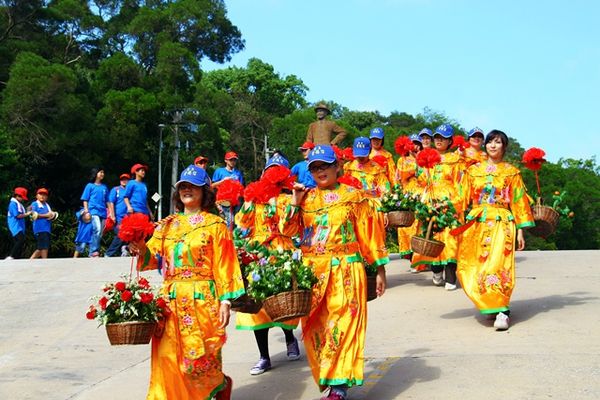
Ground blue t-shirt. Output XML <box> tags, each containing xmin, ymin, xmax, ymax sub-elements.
<box><xmin>80</xmin><ymin>183</ymin><xmax>108</xmax><ymax>218</ymax></box>
<box><xmin>7</xmin><ymin>198</ymin><xmax>26</xmax><ymax>236</ymax></box>
<box><xmin>74</xmin><ymin>209</ymin><xmax>93</xmax><ymax>244</ymax></box>
<box><xmin>291</xmin><ymin>160</ymin><xmax>316</xmax><ymax>189</ymax></box>
<box><xmin>31</xmin><ymin>201</ymin><xmax>51</xmax><ymax>234</ymax></box>
<box><xmin>212</xmin><ymin>167</ymin><xmax>245</xmax><ymax>185</ymax></box>
<box><xmin>109</xmin><ymin>185</ymin><xmax>128</xmax><ymax>222</ymax></box>
<box><xmin>124</xmin><ymin>180</ymin><xmax>149</xmax><ymax>215</ymax></box>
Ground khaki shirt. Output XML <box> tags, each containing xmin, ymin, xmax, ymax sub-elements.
<box><xmin>306</xmin><ymin>120</ymin><xmax>347</xmax><ymax>145</ymax></box>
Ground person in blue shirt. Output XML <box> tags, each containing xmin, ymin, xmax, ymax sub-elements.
<box><xmin>29</xmin><ymin>188</ymin><xmax>56</xmax><ymax>259</ymax></box>
<box><xmin>124</xmin><ymin>163</ymin><xmax>152</xmax><ymax>217</ymax></box>
<box><xmin>212</xmin><ymin>151</ymin><xmax>245</xmax><ymax>229</ymax></box>
<box><xmin>6</xmin><ymin>187</ymin><xmax>31</xmax><ymax>260</ymax></box>
<box><xmin>73</xmin><ymin>209</ymin><xmax>93</xmax><ymax>258</ymax></box>
<box><xmin>105</xmin><ymin>173</ymin><xmax>130</xmax><ymax>257</ymax></box>
<box><xmin>80</xmin><ymin>167</ymin><xmax>110</xmax><ymax>257</ymax></box>
<box><xmin>290</xmin><ymin>141</ymin><xmax>317</xmax><ymax>189</ymax></box>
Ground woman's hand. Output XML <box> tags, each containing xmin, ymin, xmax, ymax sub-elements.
<box><xmin>219</xmin><ymin>302</ymin><xmax>231</xmax><ymax>328</ymax></box>
<box><xmin>128</xmin><ymin>240</ymin><xmax>146</xmax><ymax>256</ymax></box>
<box><xmin>376</xmin><ymin>266</ymin><xmax>387</xmax><ymax>297</ymax></box>
<box><xmin>516</xmin><ymin>229</ymin><xmax>526</xmax><ymax>251</ymax></box>
<box><xmin>383</xmin><ymin>213</ymin><xmax>389</xmax><ymax>228</ymax></box>
<box><xmin>291</xmin><ymin>183</ymin><xmax>307</xmax><ymax>206</ymax></box>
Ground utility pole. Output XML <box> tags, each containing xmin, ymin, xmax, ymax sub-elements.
<box><xmin>157</xmin><ymin>124</ymin><xmax>165</xmax><ymax>220</ymax></box>
<box><xmin>169</xmin><ymin>111</ymin><xmax>183</xmax><ymax>213</ymax></box>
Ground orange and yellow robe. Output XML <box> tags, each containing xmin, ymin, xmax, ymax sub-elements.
<box><xmin>344</xmin><ymin>159</ymin><xmax>391</xmax><ymax>197</ymax></box>
<box><xmin>234</xmin><ymin>194</ymin><xmax>299</xmax><ymax>330</ymax></box>
<box><xmin>456</xmin><ymin>161</ymin><xmax>534</xmax><ymax>314</ymax></box>
<box><xmin>370</xmin><ymin>148</ymin><xmax>397</xmax><ymax>186</ymax></box>
<box><xmin>460</xmin><ymin>147</ymin><xmax>487</xmax><ymax>167</ymax></box>
<box><xmin>395</xmin><ymin>154</ymin><xmax>419</xmax><ymax>258</ymax></box>
<box><xmin>281</xmin><ymin>183</ymin><xmax>389</xmax><ymax>390</ymax></box>
<box><xmin>411</xmin><ymin>151</ymin><xmax>465</xmax><ymax>270</ymax></box>
<box><xmin>138</xmin><ymin>212</ymin><xmax>244</xmax><ymax>400</ymax></box>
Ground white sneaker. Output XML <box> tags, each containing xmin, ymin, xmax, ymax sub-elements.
<box><xmin>445</xmin><ymin>282</ymin><xmax>457</xmax><ymax>291</ymax></box>
<box><xmin>4</xmin><ymin>256</ymin><xmax>14</xmax><ymax>260</ymax></box>
<box><xmin>494</xmin><ymin>312</ymin><xmax>510</xmax><ymax>330</ymax></box>
<box><xmin>432</xmin><ymin>272</ymin><xmax>444</xmax><ymax>286</ymax></box>
<box><xmin>409</xmin><ymin>267</ymin><xmax>418</xmax><ymax>273</ymax></box>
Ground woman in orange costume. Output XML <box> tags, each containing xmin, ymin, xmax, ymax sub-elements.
<box><xmin>234</xmin><ymin>154</ymin><xmax>301</xmax><ymax>376</ymax></box>
<box><xmin>395</xmin><ymin>134</ymin><xmax>422</xmax><ymax>262</ymax></box>
<box><xmin>411</xmin><ymin>124</ymin><xmax>465</xmax><ymax>290</ymax></box>
<box><xmin>131</xmin><ymin>164</ymin><xmax>244</xmax><ymax>400</ymax></box>
<box><xmin>283</xmin><ymin>145</ymin><xmax>389</xmax><ymax>400</ymax></box>
<box><xmin>368</xmin><ymin>127</ymin><xmax>397</xmax><ymax>186</ymax></box>
<box><xmin>344</xmin><ymin>137</ymin><xmax>390</xmax><ymax>196</ymax></box>
<box><xmin>456</xmin><ymin>130</ymin><xmax>534</xmax><ymax>330</ymax></box>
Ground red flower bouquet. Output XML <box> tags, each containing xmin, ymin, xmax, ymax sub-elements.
<box><xmin>394</xmin><ymin>136</ymin><xmax>414</xmax><ymax>156</ymax></box>
<box><xmin>522</xmin><ymin>147</ymin><xmax>546</xmax><ymax>171</ymax></box>
<box><xmin>262</xmin><ymin>165</ymin><xmax>296</xmax><ymax>190</ymax></box>
<box><xmin>416</xmin><ymin>148</ymin><xmax>442</xmax><ymax>169</ymax></box>
<box><xmin>216</xmin><ymin>179</ymin><xmax>244</xmax><ymax>207</ymax></box>
<box><xmin>337</xmin><ymin>173</ymin><xmax>363</xmax><ymax>190</ymax></box>
<box><xmin>371</xmin><ymin>155</ymin><xmax>388</xmax><ymax>167</ymax></box>
<box><xmin>450</xmin><ymin>135</ymin><xmax>470</xmax><ymax>151</ymax></box>
<box><xmin>118</xmin><ymin>213</ymin><xmax>155</xmax><ymax>243</ymax></box>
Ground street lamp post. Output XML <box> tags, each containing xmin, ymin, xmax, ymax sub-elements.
<box><xmin>169</xmin><ymin>111</ymin><xmax>184</xmax><ymax>214</ymax></box>
<box><xmin>157</xmin><ymin>124</ymin><xmax>165</xmax><ymax>220</ymax></box>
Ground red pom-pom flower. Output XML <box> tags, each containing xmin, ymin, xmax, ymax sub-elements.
<box><xmin>331</xmin><ymin>145</ymin><xmax>345</xmax><ymax>161</ymax></box>
<box><xmin>371</xmin><ymin>155</ymin><xmax>388</xmax><ymax>167</ymax></box>
<box><xmin>394</xmin><ymin>136</ymin><xmax>414</xmax><ymax>156</ymax></box>
<box><xmin>337</xmin><ymin>174</ymin><xmax>363</xmax><ymax>190</ymax></box>
<box><xmin>522</xmin><ymin>147</ymin><xmax>546</xmax><ymax>171</ymax></box>
<box><xmin>216</xmin><ymin>179</ymin><xmax>244</xmax><ymax>207</ymax></box>
<box><xmin>341</xmin><ymin>147</ymin><xmax>355</xmax><ymax>161</ymax></box>
<box><xmin>450</xmin><ymin>135</ymin><xmax>470</xmax><ymax>151</ymax></box>
<box><xmin>262</xmin><ymin>165</ymin><xmax>296</xmax><ymax>190</ymax></box>
<box><xmin>118</xmin><ymin>213</ymin><xmax>155</xmax><ymax>242</ymax></box>
<box><xmin>243</xmin><ymin>181</ymin><xmax>280</xmax><ymax>204</ymax></box>
<box><xmin>416</xmin><ymin>148</ymin><xmax>442</xmax><ymax>168</ymax></box>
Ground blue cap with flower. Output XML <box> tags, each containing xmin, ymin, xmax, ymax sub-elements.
<box><xmin>175</xmin><ymin>164</ymin><xmax>210</xmax><ymax>188</ymax></box>
<box><xmin>419</xmin><ymin>128</ymin><xmax>433</xmax><ymax>138</ymax></box>
<box><xmin>353</xmin><ymin>137</ymin><xmax>371</xmax><ymax>157</ymax></box>
<box><xmin>434</xmin><ymin>124</ymin><xmax>454</xmax><ymax>138</ymax></box>
<box><xmin>468</xmin><ymin>127</ymin><xmax>484</xmax><ymax>137</ymax></box>
<box><xmin>409</xmin><ymin>133</ymin><xmax>422</xmax><ymax>143</ymax></box>
<box><xmin>264</xmin><ymin>153</ymin><xmax>290</xmax><ymax>170</ymax></box>
<box><xmin>307</xmin><ymin>145</ymin><xmax>337</xmax><ymax>167</ymax></box>
<box><xmin>369</xmin><ymin>127</ymin><xmax>384</xmax><ymax>139</ymax></box>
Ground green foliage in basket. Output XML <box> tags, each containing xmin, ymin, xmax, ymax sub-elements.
<box><xmin>379</xmin><ymin>184</ymin><xmax>420</xmax><ymax>213</ymax></box>
<box><xmin>549</xmin><ymin>191</ymin><xmax>574</xmax><ymax>218</ymax></box>
<box><xmin>86</xmin><ymin>275</ymin><xmax>168</xmax><ymax>325</ymax></box>
<box><xmin>244</xmin><ymin>248</ymin><xmax>318</xmax><ymax>301</ymax></box>
<box><xmin>414</xmin><ymin>198</ymin><xmax>460</xmax><ymax>238</ymax></box>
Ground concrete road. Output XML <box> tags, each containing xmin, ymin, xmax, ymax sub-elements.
<box><xmin>0</xmin><ymin>250</ymin><xmax>598</xmax><ymax>400</ymax></box>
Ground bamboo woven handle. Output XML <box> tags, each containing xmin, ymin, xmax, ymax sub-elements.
<box><xmin>292</xmin><ymin>271</ymin><xmax>298</xmax><ymax>291</ymax></box>
<box><xmin>425</xmin><ymin>217</ymin><xmax>435</xmax><ymax>240</ymax></box>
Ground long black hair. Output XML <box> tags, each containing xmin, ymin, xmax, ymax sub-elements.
<box><xmin>484</xmin><ymin>130</ymin><xmax>509</xmax><ymax>155</ymax></box>
<box><xmin>89</xmin><ymin>167</ymin><xmax>104</xmax><ymax>183</ymax></box>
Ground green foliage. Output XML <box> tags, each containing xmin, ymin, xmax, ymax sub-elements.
<box><xmin>413</xmin><ymin>198</ymin><xmax>461</xmax><ymax>238</ymax></box>
<box><xmin>379</xmin><ymin>184</ymin><xmax>420</xmax><ymax>213</ymax></box>
<box><xmin>244</xmin><ymin>248</ymin><xmax>317</xmax><ymax>301</ymax></box>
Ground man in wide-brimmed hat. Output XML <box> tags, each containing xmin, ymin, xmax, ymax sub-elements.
<box><xmin>306</xmin><ymin>102</ymin><xmax>347</xmax><ymax>146</ymax></box>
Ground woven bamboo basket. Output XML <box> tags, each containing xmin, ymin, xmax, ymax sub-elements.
<box><xmin>263</xmin><ymin>273</ymin><xmax>312</xmax><ymax>322</ymax></box>
<box><xmin>387</xmin><ymin>210</ymin><xmax>415</xmax><ymax>228</ymax></box>
<box><xmin>411</xmin><ymin>218</ymin><xmax>445</xmax><ymax>257</ymax></box>
<box><xmin>529</xmin><ymin>198</ymin><xmax>560</xmax><ymax>237</ymax></box>
<box><xmin>105</xmin><ymin>321</ymin><xmax>156</xmax><ymax>345</ymax></box>
<box><xmin>366</xmin><ymin>274</ymin><xmax>377</xmax><ymax>302</ymax></box>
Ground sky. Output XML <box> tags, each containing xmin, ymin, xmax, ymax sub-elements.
<box><xmin>202</xmin><ymin>0</ymin><xmax>600</xmax><ymax>162</ymax></box>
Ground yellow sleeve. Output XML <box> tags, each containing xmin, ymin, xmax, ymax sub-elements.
<box><xmin>211</xmin><ymin>222</ymin><xmax>245</xmax><ymax>300</ymax></box>
<box><xmin>354</xmin><ymin>197</ymin><xmax>389</xmax><ymax>266</ymax></box>
<box><xmin>279</xmin><ymin>202</ymin><xmax>303</xmax><ymax>238</ymax></box>
<box><xmin>510</xmin><ymin>171</ymin><xmax>535</xmax><ymax>229</ymax></box>
<box><xmin>387</xmin><ymin>156</ymin><xmax>397</xmax><ymax>186</ymax></box>
<box><xmin>234</xmin><ymin>201</ymin><xmax>255</xmax><ymax>230</ymax></box>
<box><xmin>138</xmin><ymin>218</ymin><xmax>173</xmax><ymax>271</ymax></box>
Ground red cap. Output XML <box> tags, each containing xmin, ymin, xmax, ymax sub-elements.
<box><xmin>130</xmin><ymin>163</ymin><xmax>148</xmax><ymax>174</ymax></box>
<box><xmin>224</xmin><ymin>151</ymin><xmax>239</xmax><ymax>160</ymax></box>
<box><xmin>298</xmin><ymin>141</ymin><xmax>316</xmax><ymax>151</ymax></box>
<box><xmin>119</xmin><ymin>173</ymin><xmax>131</xmax><ymax>180</ymax></box>
<box><xmin>14</xmin><ymin>187</ymin><xmax>28</xmax><ymax>201</ymax></box>
<box><xmin>194</xmin><ymin>155</ymin><xmax>209</xmax><ymax>164</ymax></box>
<box><xmin>36</xmin><ymin>188</ymin><xmax>49</xmax><ymax>195</ymax></box>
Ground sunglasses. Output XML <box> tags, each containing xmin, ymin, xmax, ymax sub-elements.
<box><xmin>308</xmin><ymin>162</ymin><xmax>336</xmax><ymax>173</ymax></box>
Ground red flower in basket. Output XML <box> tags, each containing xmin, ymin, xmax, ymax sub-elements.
<box><xmin>338</xmin><ymin>174</ymin><xmax>363</xmax><ymax>190</ymax></box>
<box><xmin>416</xmin><ymin>148</ymin><xmax>442</xmax><ymax>168</ymax></box>
<box><xmin>450</xmin><ymin>135</ymin><xmax>470</xmax><ymax>151</ymax></box>
<box><xmin>371</xmin><ymin>155</ymin><xmax>388</xmax><ymax>167</ymax></box>
<box><xmin>394</xmin><ymin>136</ymin><xmax>414</xmax><ymax>156</ymax></box>
<box><xmin>522</xmin><ymin>147</ymin><xmax>546</xmax><ymax>171</ymax></box>
<box><xmin>216</xmin><ymin>179</ymin><xmax>244</xmax><ymax>207</ymax></box>
<box><xmin>118</xmin><ymin>213</ymin><xmax>155</xmax><ymax>243</ymax></box>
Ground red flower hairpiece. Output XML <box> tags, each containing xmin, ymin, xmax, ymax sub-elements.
<box><xmin>118</xmin><ymin>213</ymin><xmax>155</xmax><ymax>243</ymax></box>
<box><xmin>416</xmin><ymin>148</ymin><xmax>441</xmax><ymax>168</ymax></box>
<box><xmin>337</xmin><ymin>174</ymin><xmax>363</xmax><ymax>190</ymax></box>
<box><xmin>371</xmin><ymin>155</ymin><xmax>388</xmax><ymax>167</ymax></box>
<box><xmin>216</xmin><ymin>179</ymin><xmax>244</xmax><ymax>207</ymax></box>
<box><xmin>450</xmin><ymin>135</ymin><xmax>471</xmax><ymax>151</ymax></box>
<box><xmin>522</xmin><ymin>147</ymin><xmax>546</xmax><ymax>171</ymax></box>
<box><xmin>394</xmin><ymin>136</ymin><xmax>414</xmax><ymax>156</ymax></box>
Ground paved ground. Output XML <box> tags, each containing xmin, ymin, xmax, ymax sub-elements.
<box><xmin>0</xmin><ymin>250</ymin><xmax>599</xmax><ymax>400</ymax></box>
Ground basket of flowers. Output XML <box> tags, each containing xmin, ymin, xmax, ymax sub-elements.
<box><xmin>230</xmin><ymin>237</ymin><xmax>265</xmax><ymax>314</ymax></box>
<box><xmin>86</xmin><ymin>275</ymin><xmax>168</xmax><ymax>345</ymax></box>
<box><xmin>380</xmin><ymin>184</ymin><xmax>418</xmax><ymax>228</ymax></box>
<box><xmin>245</xmin><ymin>248</ymin><xmax>317</xmax><ymax>322</ymax></box>
<box><xmin>411</xmin><ymin>198</ymin><xmax>460</xmax><ymax>257</ymax></box>
<box><xmin>522</xmin><ymin>148</ymin><xmax>574</xmax><ymax>237</ymax></box>
<box><xmin>365</xmin><ymin>263</ymin><xmax>378</xmax><ymax>302</ymax></box>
